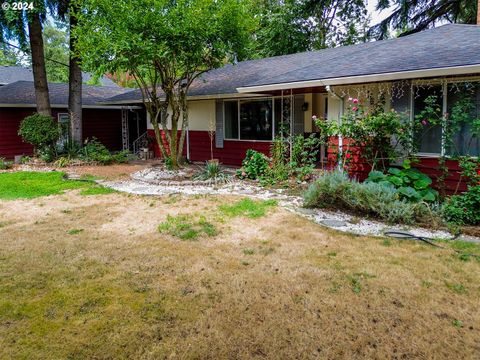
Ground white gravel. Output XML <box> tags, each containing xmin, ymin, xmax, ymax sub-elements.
<box><xmin>100</xmin><ymin>167</ymin><xmax>460</xmax><ymax>241</ymax></box>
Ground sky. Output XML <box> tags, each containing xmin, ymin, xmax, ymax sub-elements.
<box><xmin>367</xmin><ymin>0</ymin><xmax>393</xmax><ymax>25</ymax></box>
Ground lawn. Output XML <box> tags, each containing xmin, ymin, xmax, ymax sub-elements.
<box><xmin>0</xmin><ymin>178</ymin><xmax>479</xmax><ymax>358</ymax></box>
<box><xmin>0</xmin><ymin>171</ymin><xmax>114</xmax><ymax>199</ymax></box>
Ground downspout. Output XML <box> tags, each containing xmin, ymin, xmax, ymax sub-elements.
<box><xmin>326</xmin><ymin>85</ymin><xmax>344</xmax><ymax>170</ymax></box>
<box><xmin>186</xmin><ymin>125</ymin><xmax>190</xmax><ymax>162</ymax></box>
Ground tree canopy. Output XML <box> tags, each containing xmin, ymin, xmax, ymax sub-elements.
<box><xmin>74</xmin><ymin>0</ymin><xmax>254</xmax><ymax>166</ymax></box>
<box><xmin>253</xmin><ymin>0</ymin><xmax>369</xmax><ymax>57</ymax></box>
<box><xmin>370</xmin><ymin>0</ymin><xmax>479</xmax><ymax>39</ymax></box>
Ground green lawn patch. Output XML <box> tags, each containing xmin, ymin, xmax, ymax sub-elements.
<box><xmin>158</xmin><ymin>214</ymin><xmax>218</xmax><ymax>241</ymax></box>
<box><xmin>0</xmin><ymin>171</ymin><xmax>114</xmax><ymax>199</ymax></box>
<box><xmin>218</xmin><ymin>198</ymin><xmax>277</xmax><ymax>218</ymax></box>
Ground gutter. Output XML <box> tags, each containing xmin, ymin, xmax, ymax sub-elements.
<box><xmin>326</xmin><ymin>85</ymin><xmax>344</xmax><ymax>171</ymax></box>
<box><xmin>0</xmin><ymin>104</ymin><xmax>142</xmax><ymax>109</ymax></box>
<box><xmin>236</xmin><ymin>64</ymin><xmax>480</xmax><ymax>93</ymax></box>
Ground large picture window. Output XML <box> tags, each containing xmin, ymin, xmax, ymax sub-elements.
<box><xmin>224</xmin><ymin>99</ymin><xmax>273</xmax><ymax>141</ymax></box>
<box><xmin>412</xmin><ymin>81</ymin><xmax>480</xmax><ymax>157</ymax></box>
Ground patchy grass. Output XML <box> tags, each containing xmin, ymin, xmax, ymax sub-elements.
<box><xmin>218</xmin><ymin>198</ymin><xmax>277</xmax><ymax>218</ymax></box>
<box><xmin>158</xmin><ymin>214</ymin><xmax>218</xmax><ymax>240</ymax></box>
<box><xmin>0</xmin><ymin>191</ymin><xmax>479</xmax><ymax>359</ymax></box>
<box><xmin>79</xmin><ymin>186</ymin><xmax>116</xmax><ymax>196</ymax></box>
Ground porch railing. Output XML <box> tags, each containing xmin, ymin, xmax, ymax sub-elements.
<box><xmin>132</xmin><ymin>131</ymin><xmax>149</xmax><ymax>156</ymax></box>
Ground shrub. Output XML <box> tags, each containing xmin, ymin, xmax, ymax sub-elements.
<box><xmin>237</xmin><ymin>149</ymin><xmax>269</xmax><ymax>180</ymax></box>
<box><xmin>18</xmin><ymin>113</ymin><xmax>59</xmax><ymax>154</ymax></box>
<box><xmin>0</xmin><ymin>157</ymin><xmax>13</xmax><ymax>170</ymax></box>
<box><xmin>442</xmin><ymin>186</ymin><xmax>480</xmax><ymax>225</ymax></box>
<box><xmin>194</xmin><ymin>160</ymin><xmax>230</xmax><ymax>184</ymax></box>
<box><xmin>366</xmin><ymin>160</ymin><xmax>438</xmax><ymax>202</ymax></box>
<box><xmin>78</xmin><ymin>138</ymin><xmax>131</xmax><ymax>165</ymax></box>
<box><xmin>304</xmin><ymin>170</ymin><xmax>423</xmax><ymax>224</ymax></box>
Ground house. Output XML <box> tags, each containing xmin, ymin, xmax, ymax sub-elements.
<box><xmin>103</xmin><ymin>24</ymin><xmax>480</xmax><ymax>191</ymax></box>
<box><xmin>0</xmin><ymin>65</ymin><xmax>119</xmax><ymax>87</ymax></box>
<box><xmin>0</xmin><ymin>81</ymin><xmax>144</xmax><ymax>159</ymax></box>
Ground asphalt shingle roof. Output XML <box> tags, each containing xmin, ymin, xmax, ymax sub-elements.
<box><xmin>0</xmin><ymin>65</ymin><xmax>120</xmax><ymax>87</ymax></box>
<box><xmin>106</xmin><ymin>24</ymin><xmax>480</xmax><ymax>103</ymax></box>
<box><xmin>0</xmin><ymin>80</ymin><xmax>129</xmax><ymax>106</ymax></box>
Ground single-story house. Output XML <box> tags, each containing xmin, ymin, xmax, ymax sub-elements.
<box><xmin>102</xmin><ymin>24</ymin><xmax>480</xmax><ymax>191</ymax></box>
<box><xmin>0</xmin><ymin>80</ymin><xmax>144</xmax><ymax>159</ymax></box>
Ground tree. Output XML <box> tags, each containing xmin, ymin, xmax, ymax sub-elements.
<box><xmin>1</xmin><ymin>1</ymin><xmax>52</xmax><ymax>116</ymax></box>
<box><xmin>370</xmin><ymin>0</ymin><xmax>479</xmax><ymax>39</ymax></box>
<box><xmin>74</xmin><ymin>0</ymin><xmax>253</xmax><ymax>168</ymax></box>
<box><xmin>42</xmin><ymin>22</ymin><xmax>69</xmax><ymax>82</ymax></box>
<box><xmin>0</xmin><ymin>43</ymin><xmax>22</xmax><ymax>65</ymax></box>
<box><xmin>253</xmin><ymin>0</ymin><xmax>369</xmax><ymax>57</ymax></box>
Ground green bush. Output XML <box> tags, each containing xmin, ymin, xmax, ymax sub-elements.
<box><xmin>194</xmin><ymin>160</ymin><xmax>230</xmax><ymax>184</ymax></box>
<box><xmin>304</xmin><ymin>170</ymin><xmax>427</xmax><ymax>224</ymax></box>
<box><xmin>0</xmin><ymin>157</ymin><xmax>13</xmax><ymax>170</ymax></box>
<box><xmin>18</xmin><ymin>113</ymin><xmax>59</xmax><ymax>154</ymax></box>
<box><xmin>78</xmin><ymin>138</ymin><xmax>131</xmax><ymax>165</ymax></box>
<box><xmin>237</xmin><ymin>149</ymin><xmax>269</xmax><ymax>180</ymax></box>
<box><xmin>366</xmin><ymin>160</ymin><xmax>438</xmax><ymax>202</ymax></box>
<box><xmin>442</xmin><ymin>186</ymin><xmax>480</xmax><ymax>225</ymax></box>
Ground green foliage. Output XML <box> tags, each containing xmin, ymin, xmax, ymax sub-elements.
<box><xmin>315</xmin><ymin>98</ymin><xmax>415</xmax><ymax>172</ymax></box>
<box><xmin>42</xmin><ymin>22</ymin><xmax>69</xmax><ymax>83</ymax></box>
<box><xmin>219</xmin><ymin>198</ymin><xmax>277</xmax><ymax>219</ymax></box>
<box><xmin>237</xmin><ymin>149</ymin><xmax>269</xmax><ymax>180</ymax></box>
<box><xmin>79</xmin><ymin>138</ymin><xmax>131</xmax><ymax>165</ymax></box>
<box><xmin>366</xmin><ymin>161</ymin><xmax>438</xmax><ymax>202</ymax></box>
<box><xmin>194</xmin><ymin>161</ymin><xmax>230</xmax><ymax>184</ymax></box>
<box><xmin>442</xmin><ymin>186</ymin><xmax>480</xmax><ymax>225</ymax></box>
<box><xmin>158</xmin><ymin>214</ymin><xmax>217</xmax><ymax>241</ymax></box>
<box><xmin>18</xmin><ymin>113</ymin><xmax>59</xmax><ymax>155</ymax></box>
<box><xmin>254</xmin><ymin>0</ymin><xmax>369</xmax><ymax>57</ymax></box>
<box><xmin>74</xmin><ymin>0</ymin><xmax>254</xmax><ymax>167</ymax></box>
<box><xmin>371</xmin><ymin>0</ymin><xmax>478</xmax><ymax>40</ymax></box>
<box><xmin>0</xmin><ymin>158</ymin><xmax>13</xmax><ymax>170</ymax></box>
<box><xmin>290</xmin><ymin>134</ymin><xmax>320</xmax><ymax>181</ymax></box>
<box><xmin>303</xmin><ymin>170</ymin><xmax>431</xmax><ymax>224</ymax></box>
<box><xmin>264</xmin><ymin>138</ymin><xmax>290</xmax><ymax>183</ymax></box>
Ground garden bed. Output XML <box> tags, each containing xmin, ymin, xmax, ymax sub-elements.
<box><xmin>100</xmin><ymin>165</ymin><xmax>468</xmax><ymax>241</ymax></box>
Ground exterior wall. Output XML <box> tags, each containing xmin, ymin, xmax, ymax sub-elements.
<box><xmin>0</xmin><ymin>107</ymin><xmax>123</xmax><ymax>159</ymax></box>
<box><xmin>323</xmin><ymin>81</ymin><xmax>475</xmax><ymax>194</ymax></box>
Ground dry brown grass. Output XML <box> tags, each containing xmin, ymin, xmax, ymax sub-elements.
<box><xmin>0</xmin><ymin>191</ymin><xmax>479</xmax><ymax>359</ymax></box>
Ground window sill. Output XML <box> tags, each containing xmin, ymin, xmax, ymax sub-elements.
<box><xmin>224</xmin><ymin>139</ymin><xmax>273</xmax><ymax>143</ymax></box>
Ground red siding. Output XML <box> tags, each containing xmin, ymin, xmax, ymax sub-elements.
<box><xmin>0</xmin><ymin>108</ymin><xmax>36</xmax><ymax>159</ymax></box>
<box><xmin>82</xmin><ymin>109</ymin><xmax>123</xmax><ymax>151</ymax></box>
<box><xmin>0</xmin><ymin>108</ymin><xmax>123</xmax><ymax>159</ymax></box>
<box><xmin>327</xmin><ymin>136</ymin><xmax>471</xmax><ymax>194</ymax></box>
<box><xmin>147</xmin><ymin>129</ymin><xmax>271</xmax><ymax>166</ymax></box>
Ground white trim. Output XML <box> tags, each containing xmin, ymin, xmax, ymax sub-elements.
<box><xmin>0</xmin><ymin>103</ymin><xmax>142</xmax><ymax>109</ymax></box>
<box><xmin>236</xmin><ymin>65</ymin><xmax>480</xmax><ymax>93</ymax></box>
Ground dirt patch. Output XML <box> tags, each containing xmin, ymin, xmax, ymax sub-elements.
<box><xmin>0</xmin><ymin>191</ymin><xmax>479</xmax><ymax>359</ymax></box>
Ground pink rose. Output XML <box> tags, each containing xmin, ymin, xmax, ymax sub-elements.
<box><xmin>421</xmin><ymin>120</ymin><xmax>428</xmax><ymax>126</ymax></box>
<box><xmin>348</xmin><ymin>97</ymin><xmax>353</xmax><ymax>101</ymax></box>
<box><xmin>352</xmin><ymin>98</ymin><xmax>359</xmax><ymax>104</ymax></box>
<box><xmin>312</xmin><ymin>115</ymin><xmax>318</xmax><ymax>120</ymax></box>
<box><xmin>352</xmin><ymin>106</ymin><xmax>358</xmax><ymax>111</ymax></box>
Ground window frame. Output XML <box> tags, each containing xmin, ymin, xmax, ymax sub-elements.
<box><xmin>223</xmin><ymin>97</ymin><xmax>277</xmax><ymax>142</ymax></box>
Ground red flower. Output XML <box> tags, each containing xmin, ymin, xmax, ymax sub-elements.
<box><xmin>345</xmin><ymin>153</ymin><xmax>352</xmax><ymax>159</ymax></box>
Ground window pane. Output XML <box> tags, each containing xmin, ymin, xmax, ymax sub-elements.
<box><xmin>224</xmin><ymin>100</ymin><xmax>238</xmax><ymax>139</ymax></box>
<box><xmin>447</xmin><ymin>83</ymin><xmax>480</xmax><ymax>157</ymax></box>
<box><xmin>414</xmin><ymin>86</ymin><xmax>443</xmax><ymax>154</ymax></box>
<box><xmin>239</xmin><ymin>99</ymin><xmax>273</xmax><ymax>140</ymax></box>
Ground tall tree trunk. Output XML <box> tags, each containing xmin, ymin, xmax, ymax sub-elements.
<box><xmin>477</xmin><ymin>0</ymin><xmax>480</xmax><ymax>25</ymax></box>
<box><xmin>28</xmin><ymin>13</ymin><xmax>51</xmax><ymax>116</ymax></box>
<box><xmin>69</xmin><ymin>12</ymin><xmax>83</xmax><ymax>146</ymax></box>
